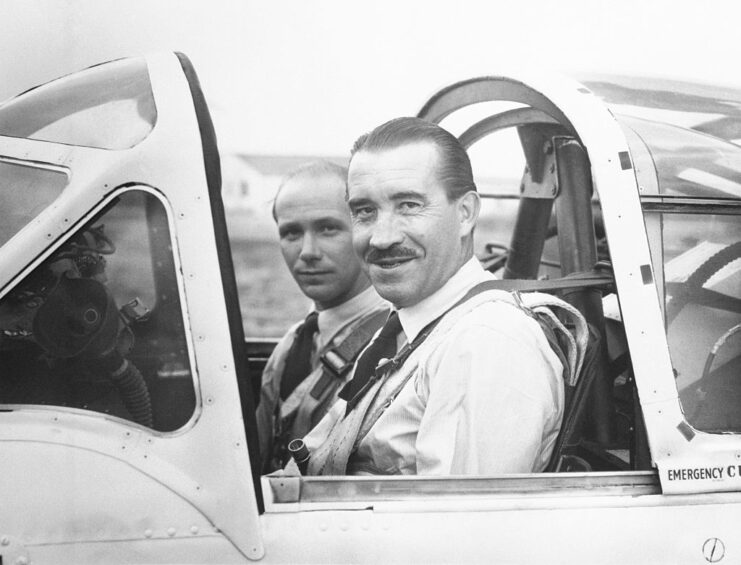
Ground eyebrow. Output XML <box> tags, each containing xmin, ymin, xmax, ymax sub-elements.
<box><xmin>348</xmin><ymin>190</ymin><xmax>428</xmax><ymax>208</ymax></box>
<box><xmin>278</xmin><ymin>216</ymin><xmax>348</xmax><ymax>231</ymax></box>
<box><xmin>347</xmin><ymin>196</ymin><xmax>372</xmax><ymax>209</ymax></box>
<box><xmin>313</xmin><ymin>217</ymin><xmax>347</xmax><ymax>229</ymax></box>
<box><xmin>277</xmin><ymin>220</ymin><xmax>301</xmax><ymax>235</ymax></box>
<box><xmin>389</xmin><ymin>190</ymin><xmax>428</xmax><ymax>202</ymax></box>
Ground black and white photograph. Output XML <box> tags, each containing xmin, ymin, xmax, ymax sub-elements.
<box><xmin>1</xmin><ymin>1</ymin><xmax>741</xmax><ymax>563</ymax></box>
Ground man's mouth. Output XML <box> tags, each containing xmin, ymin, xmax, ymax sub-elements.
<box><xmin>297</xmin><ymin>269</ymin><xmax>331</xmax><ymax>276</ymax></box>
<box><xmin>369</xmin><ymin>256</ymin><xmax>415</xmax><ymax>270</ymax></box>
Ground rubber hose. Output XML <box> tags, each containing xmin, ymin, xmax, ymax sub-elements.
<box><xmin>109</xmin><ymin>359</ymin><xmax>153</xmax><ymax>427</ymax></box>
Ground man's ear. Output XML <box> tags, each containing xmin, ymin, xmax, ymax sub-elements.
<box><xmin>457</xmin><ymin>191</ymin><xmax>480</xmax><ymax>236</ymax></box>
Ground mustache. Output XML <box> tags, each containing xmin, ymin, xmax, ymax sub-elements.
<box><xmin>365</xmin><ymin>245</ymin><xmax>418</xmax><ymax>264</ymax></box>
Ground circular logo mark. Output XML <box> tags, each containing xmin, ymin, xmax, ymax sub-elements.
<box><xmin>703</xmin><ymin>538</ymin><xmax>725</xmax><ymax>563</ymax></box>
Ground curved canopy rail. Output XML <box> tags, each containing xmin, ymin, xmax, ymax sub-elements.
<box><xmin>418</xmin><ymin>76</ymin><xmax>614</xmax><ymax>448</ymax></box>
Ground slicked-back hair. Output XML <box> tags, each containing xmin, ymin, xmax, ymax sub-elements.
<box><xmin>272</xmin><ymin>160</ymin><xmax>349</xmax><ymax>221</ymax></box>
<box><xmin>350</xmin><ymin>117</ymin><xmax>477</xmax><ymax>200</ymax></box>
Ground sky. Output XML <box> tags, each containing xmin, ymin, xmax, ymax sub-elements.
<box><xmin>3</xmin><ymin>0</ymin><xmax>741</xmax><ymax>156</ymax></box>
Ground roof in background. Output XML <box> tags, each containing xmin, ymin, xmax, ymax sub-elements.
<box><xmin>234</xmin><ymin>154</ymin><xmax>348</xmax><ymax>176</ymax></box>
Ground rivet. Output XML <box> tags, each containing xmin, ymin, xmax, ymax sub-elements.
<box><xmin>206</xmin><ymin>396</ymin><xmax>214</xmax><ymax>405</ymax></box>
<box><xmin>16</xmin><ymin>556</ymin><xmax>28</xmax><ymax>565</ymax></box>
<box><xmin>144</xmin><ymin>529</ymin><xmax>153</xmax><ymax>538</ymax></box>
<box><xmin>319</xmin><ymin>523</ymin><xmax>328</xmax><ymax>531</ymax></box>
<box><xmin>196</xmin><ymin>335</ymin><xmax>205</xmax><ymax>342</ymax></box>
<box><xmin>1</xmin><ymin>536</ymin><xmax>9</xmax><ymax>545</ymax></box>
<box><xmin>190</xmin><ymin>526</ymin><xmax>199</xmax><ymax>535</ymax></box>
<box><xmin>167</xmin><ymin>527</ymin><xmax>176</xmax><ymax>537</ymax></box>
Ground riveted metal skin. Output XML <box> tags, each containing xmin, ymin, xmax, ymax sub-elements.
<box><xmin>4</xmin><ymin>56</ymin><xmax>741</xmax><ymax>564</ymax></box>
<box><xmin>419</xmin><ymin>71</ymin><xmax>741</xmax><ymax>497</ymax></box>
<box><xmin>0</xmin><ymin>53</ymin><xmax>262</xmax><ymax>562</ymax></box>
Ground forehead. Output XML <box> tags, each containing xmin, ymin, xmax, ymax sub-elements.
<box><xmin>274</xmin><ymin>172</ymin><xmax>349</xmax><ymax>221</ymax></box>
<box><xmin>348</xmin><ymin>142</ymin><xmax>441</xmax><ymax>195</ymax></box>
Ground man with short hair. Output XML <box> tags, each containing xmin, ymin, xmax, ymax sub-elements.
<box><xmin>303</xmin><ymin>118</ymin><xmax>579</xmax><ymax>476</ymax></box>
<box><xmin>256</xmin><ymin>161</ymin><xmax>387</xmax><ymax>473</ymax></box>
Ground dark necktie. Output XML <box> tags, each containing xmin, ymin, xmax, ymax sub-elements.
<box><xmin>338</xmin><ymin>311</ymin><xmax>401</xmax><ymax>411</ymax></box>
<box><xmin>280</xmin><ymin>311</ymin><xmax>319</xmax><ymax>400</ymax></box>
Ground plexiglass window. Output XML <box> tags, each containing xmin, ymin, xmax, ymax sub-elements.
<box><xmin>0</xmin><ymin>159</ymin><xmax>68</xmax><ymax>248</ymax></box>
<box><xmin>648</xmin><ymin>211</ymin><xmax>741</xmax><ymax>432</ymax></box>
<box><xmin>0</xmin><ymin>190</ymin><xmax>195</xmax><ymax>431</ymax></box>
<box><xmin>0</xmin><ymin>58</ymin><xmax>156</xmax><ymax>150</ymax></box>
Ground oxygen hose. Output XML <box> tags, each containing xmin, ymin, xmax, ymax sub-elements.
<box><xmin>88</xmin><ymin>351</ymin><xmax>153</xmax><ymax>428</ymax></box>
<box><xmin>108</xmin><ymin>357</ymin><xmax>153</xmax><ymax>428</ymax></box>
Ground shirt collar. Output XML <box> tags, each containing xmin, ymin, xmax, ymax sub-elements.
<box><xmin>397</xmin><ymin>256</ymin><xmax>494</xmax><ymax>342</ymax></box>
<box><xmin>316</xmin><ymin>286</ymin><xmax>386</xmax><ymax>349</ymax></box>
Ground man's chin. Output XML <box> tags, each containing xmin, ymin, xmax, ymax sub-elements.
<box><xmin>372</xmin><ymin>281</ymin><xmax>414</xmax><ymax>309</ymax></box>
<box><xmin>298</xmin><ymin>283</ymin><xmax>330</xmax><ymax>301</ymax></box>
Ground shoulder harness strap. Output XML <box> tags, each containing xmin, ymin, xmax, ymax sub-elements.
<box><xmin>353</xmin><ymin>277</ymin><xmax>590</xmax><ymax>437</ymax></box>
<box><xmin>309</xmin><ymin>308</ymin><xmax>390</xmax><ymax>400</ymax></box>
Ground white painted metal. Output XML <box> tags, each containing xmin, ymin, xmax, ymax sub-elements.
<box><xmin>255</xmin><ymin>70</ymin><xmax>741</xmax><ymax>561</ymax></box>
<box><xmin>258</xmin><ymin>492</ymin><xmax>741</xmax><ymax>564</ymax></box>
<box><xmin>3</xmin><ymin>54</ymin><xmax>741</xmax><ymax>564</ymax></box>
<box><xmin>0</xmin><ymin>53</ymin><xmax>262</xmax><ymax>561</ymax></box>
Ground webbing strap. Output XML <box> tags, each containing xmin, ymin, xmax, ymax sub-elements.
<box><xmin>310</xmin><ymin>308</ymin><xmax>389</xmax><ymax>400</ymax></box>
<box><xmin>362</xmin><ymin>273</ymin><xmax>604</xmax><ymax>396</ymax></box>
<box><xmin>322</xmin><ymin>308</ymin><xmax>390</xmax><ymax>376</ymax></box>
<box><xmin>349</xmin><ymin>275</ymin><xmax>592</xmax><ymax>424</ymax></box>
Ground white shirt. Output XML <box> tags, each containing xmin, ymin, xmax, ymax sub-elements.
<box><xmin>257</xmin><ymin>286</ymin><xmax>387</xmax><ymax>469</ymax></box>
<box><xmin>315</xmin><ymin>286</ymin><xmax>386</xmax><ymax>351</ymax></box>
<box><xmin>305</xmin><ymin>257</ymin><xmax>565</xmax><ymax>475</ymax></box>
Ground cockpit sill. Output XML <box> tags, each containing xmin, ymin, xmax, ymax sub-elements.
<box><xmin>263</xmin><ymin>471</ymin><xmax>662</xmax><ymax>509</ymax></box>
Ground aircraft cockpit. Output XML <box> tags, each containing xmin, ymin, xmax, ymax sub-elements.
<box><xmin>0</xmin><ymin>192</ymin><xmax>195</xmax><ymax>431</ymax></box>
<box><xmin>1</xmin><ymin>54</ymin><xmax>740</xmax><ymax>563</ymax></box>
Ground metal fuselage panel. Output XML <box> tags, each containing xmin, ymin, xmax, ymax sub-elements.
<box><xmin>259</xmin><ymin>495</ymin><xmax>741</xmax><ymax>564</ymax></box>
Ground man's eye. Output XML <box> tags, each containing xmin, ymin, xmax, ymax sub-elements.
<box><xmin>280</xmin><ymin>229</ymin><xmax>301</xmax><ymax>241</ymax></box>
<box><xmin>352</xmin><ymin>206</ymin><xmax>375</xmax><ymax>221</ymax></box>
<box><xmin>399</xmin><ymin>201</ymin><xmax>421</xmax><ymax>212</ymax></box>
<box><xmin>319</xmin><ymin>225</ymin><xmax>339</xmax><ymax>235</ymax></box>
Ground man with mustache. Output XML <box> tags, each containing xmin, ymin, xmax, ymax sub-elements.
<box><xmin>256</xmin><ymin>161</ymin><xmax>388</xmax><ymax>473</ymax></box>
<box><xmin>301</xmin><ymin>118</ymin><xmax>572</xmax><ymax>476</ymax></box>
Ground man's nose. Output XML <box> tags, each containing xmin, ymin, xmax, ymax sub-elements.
<box><xmin>299</xmin><ymin>233</ymin><xmax>322</xmax><ymax>261</ymax></box>
<box><xmin>368</xmin><ymin>212</ymin><xmax>403</xmax><ymax>249</ymax></box>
